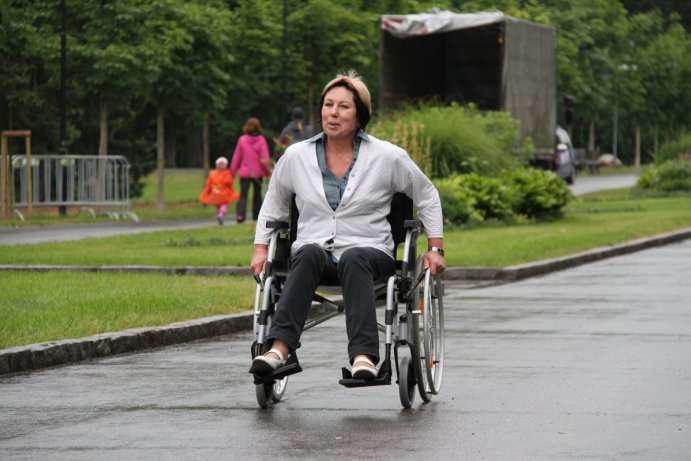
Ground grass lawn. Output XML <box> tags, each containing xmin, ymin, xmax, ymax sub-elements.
<box><xmin>0</xmin><ymin>272</ymin><xmax>256</xmax><ymax>349</ymax></box>
<box><xmin>448</xmin><ymin>192</ymin><xmax>691</xmax><ymax>266</ymax></box>
<box><xmin>0</xmin><ymin>222</ymin><xmax>257</xmax><ymax>266</ymax></box>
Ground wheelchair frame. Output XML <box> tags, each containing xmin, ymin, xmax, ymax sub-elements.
<box><xmin>250</xmin><ymin>194</ymin><xmax>445</xmax><ymax>408</ymax></box>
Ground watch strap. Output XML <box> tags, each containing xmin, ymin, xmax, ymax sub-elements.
<box><xmin>428</xmin><ymin>246</ymin><xmax>445</xmax><ymax>256</ymax></box>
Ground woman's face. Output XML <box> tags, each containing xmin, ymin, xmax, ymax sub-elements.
<box><xmin>321</xmin><ymin>86</ymin><xmax>358</xmax><ymax>140</ymax></box>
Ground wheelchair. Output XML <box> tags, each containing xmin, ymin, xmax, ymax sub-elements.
<box><xmin>250</xmin><ymin>193</ymin><xmax>445</xmax><ymax>409</ymax></box>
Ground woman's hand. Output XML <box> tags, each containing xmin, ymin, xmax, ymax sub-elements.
<box><xmin>422</xmin><ymin>251</ymin><xmax>446</xmax><ymax>276</ymax></box>
<box><xmin>250</xmin><ymin>244</ymin><xmax>269</xmax><ymax>275</ymax></box>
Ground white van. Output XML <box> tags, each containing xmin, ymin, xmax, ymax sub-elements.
<box><xmin>555</xmin><ymin>126</ymin><xmax>577</xmax><ymax>184</ymax></box>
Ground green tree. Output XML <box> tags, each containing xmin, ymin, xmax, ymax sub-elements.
<box><xmin>0</xmin><ymin>3</ymin><xmax>43</xmax><ymax>131</ymax></box>
<box><xmin>638</xmin><ymin>21</ymin><xmax>691</xmax><ymax>152</ymax></box>
<box><xmin>285</xmin><ymin>0</ymin><xmax>378</xmax><ymax>128</ymax></box>
<box><xmin>146</xmin><ymin>1</ymin><xmax>235</xmax><ymax>210</ymax></box>
<box><xmin>172</xmin><ymin>1</ymin><xmax>234</xmax><ymax>175</ymax></box>
<box><xmin>224</xmin><ymin>0</ymin><xmax>282</xmax><ymax>127</ymax></box>
<box><xmin>66</xmin><ymin>1</ymin><xmax>172</xmax><ymax>157</ymax></box>
<box><xmin>546</xmin><ymin>0</ymin><xmax>631</xmax><ymax>154</ymax></box>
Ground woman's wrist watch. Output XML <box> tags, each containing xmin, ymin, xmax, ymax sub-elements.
<box><xmin>428</xmin><ymin>246</ymin><xmax>445</xmax><ymax>256</ymax></box>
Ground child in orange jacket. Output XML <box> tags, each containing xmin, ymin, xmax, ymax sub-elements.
<box><xmin>199</xmin><ymin>157</ymin><xmax>240</xmax><ymax>225</ymax></box>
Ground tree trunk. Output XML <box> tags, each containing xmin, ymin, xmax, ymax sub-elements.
<box><xmin>165</xmin><ymin>127</ymin><xmax>177</xmax><ymax>168</ymax></box>
<box><xmin>98</xmin><ymin>101</ymin><xmax>108</xmax><ymax>156</ymax></box>
<box><xmin>97</xmin><ymin>100</ymin><xmax>108</xmax><ymax>205</ymax></box>
<box><xmin>588</xmin><ymin>118</ymin><xmax>595</xmax><ymax>153</ymax></box>
<box><xmin>654</xmin><ymin>125</ymin><xmax>659</xmax><ymax>155</ymax></box>
<box><xmin>634</xmin><ymin>124</ymin><xmax>641</xmax><ymax>168</ymax></box>
<box><xmin>185</xmin><ymin>123</ymin><xmax>202</xmax><ymax>167</ymax></box>
<box><xmin>308</xmin><ymin>85</ymin><xmax>315</xmax><ymax>130</ymax></box>
<box><xmin>202</xmin><ymin>111</ymin><xmax>210</xmax><ymax>178</ymax></box>
<box><xmin>156</xmin><ymin>104</ymin><xmax>165</xmax><ymax>212</ymax></box>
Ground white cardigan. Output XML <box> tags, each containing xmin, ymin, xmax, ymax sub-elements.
<box><xmin>255</xmin><ymin>133</ymin><xmax>443</xmax><ymax>260</ymax></box>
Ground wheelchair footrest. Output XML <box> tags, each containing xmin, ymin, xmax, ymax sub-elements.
<box><xmin>338</xmin><ymin>361</ymin><xmax>392</xmax><ymax>388</ymax></box>
<box><xmin>252</xmin><ymin>354</ymin><xmax>303</xmax><ymax>385</ymax></box>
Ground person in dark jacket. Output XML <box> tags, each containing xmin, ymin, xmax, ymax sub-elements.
<box><xmin>276</xmin><ymin>107</ymin><xmax>313</xmax><ymax>161</ymax></box>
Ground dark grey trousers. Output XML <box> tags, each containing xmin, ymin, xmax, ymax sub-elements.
<box><xmin>237</xmin><ymin>177</ymin><xmax>263</xmax><ymax>220</ymax></box>
<box><xmin>266</xmin><ymin>244</ymin><xmax>396</xmax><ymax>365</ymax></box>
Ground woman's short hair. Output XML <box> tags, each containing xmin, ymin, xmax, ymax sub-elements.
<box><xmin>319</xmin><ymin>70</ymin><xmax>372</xmax><ymax>130</ymax></box>
<box><xmin>243</xmin><ymin>117</ymin><xmax>263</xmax><ymax>134</ymax></box>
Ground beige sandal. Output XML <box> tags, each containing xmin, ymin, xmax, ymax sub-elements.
<box><xmin>351</xmin><ymin>356</ymin><xmax>377</xmax><ymax>379</ymax></box>
<box><xmin>249</xmin><ymin>348</ymin><xmax>287</xmax><ymax>374</ymax></box>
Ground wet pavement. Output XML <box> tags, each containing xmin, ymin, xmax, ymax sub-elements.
<box><xmin>568</xmin><ymin>172</ymin><xmax>637</xmax><ymax>196</ymax></box>
<box><xmin>1</xmin><ymin>239</ymin><xmax>689</xmax><ymax>460</ymax></box>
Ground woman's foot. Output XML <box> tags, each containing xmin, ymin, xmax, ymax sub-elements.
<box><xmin>351</xmin><ymin>355</ymin><xmax>377</xmax><ymax>379</ymax></box>
<box><xmin>249</xmin><ymin>348</ymin><xmax>286</xmax><ymax>374</ymax></box>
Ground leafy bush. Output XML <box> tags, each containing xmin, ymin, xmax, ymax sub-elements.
<box><xmin>370</xmin><ymin>102</ymin><xmax>522</xmax><ymax>177</ymax></box>
<box><xmin>456</xmin><ymin>173</ymin><xmax>516</xmax><ymax>221</ymax></box>
<box><xmin>434</xmin><ymin>176</ymin><xmax>480</xmax><ymax>224</ymax></box>
<box><xmin>501</xmin><ymin>168</ymin><xmax>572</xmax><ymax>219</ymax></box>
<box><xmin>434</xmin><ymin>168</ymin><xmax>572</xmax><ymax>225</ymax></box>
<box><xmin>653</xmin><ymin>132</ymin><xmax>691</xmax><ymax>163</ymax></box>
<box><xmin>637</xmin><ymin>160</ymin><xmax>691</xmax><ymax>193</ymax></box>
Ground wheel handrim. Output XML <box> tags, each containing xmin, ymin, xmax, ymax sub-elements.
<box><xmin>422</xmin><ymin>272</ymin><xmax>444</xmax><ymax>394</ymax></box>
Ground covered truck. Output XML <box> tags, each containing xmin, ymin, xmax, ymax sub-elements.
<box><xmin>380</xmin><ymin>10</ymin><xmax>559</xmax><ymax>165</ymax></box>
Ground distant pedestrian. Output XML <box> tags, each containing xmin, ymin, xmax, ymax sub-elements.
<box><xmin>199</xmin><ymin>156</ymin><xmax>239</xmax><ymax>225</ymax></box>
<box><xmin>275</xmin><ymin>107</ymin><xmax>313</xmax><ymax>161</ymax></box>
<box><xmin>230</xmin><ymin>117</ymin><xmax>272</xmax><ymax>223</ymax></box>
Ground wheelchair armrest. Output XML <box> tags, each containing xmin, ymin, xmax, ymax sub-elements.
<box><xmin>403</xmin><ymin>219</ymin><xmax>422</xmax><ymax>230</ymax></box>
<box><xmin>267</xmin><ymin>220</ymin><xmax>290</xmax><ymax>230</ymax></box>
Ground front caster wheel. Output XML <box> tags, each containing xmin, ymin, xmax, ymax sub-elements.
<box><xmin>398</xmin><ymin>356</ymin><xmax>416</xmax><ymax>408</ymax></box>
<box><xmin>255</xmin><ymin>382</ymin><xmax>274</xmax><ymax>409</ymax></box>
<box><xmin>255</xmin><ymin>376</ymin><xmax>288</xmax><ymax>408</ymax></box>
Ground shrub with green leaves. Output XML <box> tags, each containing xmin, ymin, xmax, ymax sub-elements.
<box><xmin>434</xmin><ymin>168</ymin><xmax>571</xmax><ymax>225</ymax></box>
<box><xmin>637</xmin><ymin>160</ymin><xmax>691</xmax><ymax>192</ymax></box>
<box><xmin>501</xmin><ymin>168</ymin><xmax>572</xmax><ymax>219</ymax></box>
<box><xmin>434</xmin><ymin>175</ymin><xmax>480</xmax><ymax>224</ymax></box>
<box><xmin>456</xmin><ymin>173</ymin><xmax>516</xmax><ymax>221</ymax></box>
<box><xmin>653</xmin><ymin>132</ymin><xmax>691</xmax><ymax>163</ymax></box>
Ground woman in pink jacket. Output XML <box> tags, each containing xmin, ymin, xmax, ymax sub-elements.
<box><xmin>230</xmin><ymin>117</ymin><xmax>272</xmax><ymax>222</ymax></box>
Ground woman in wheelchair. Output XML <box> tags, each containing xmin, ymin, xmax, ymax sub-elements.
<box><xmin>249</xmin><ymin>70</ymin><xmax>445</xmax><ymax>381</ymax></box>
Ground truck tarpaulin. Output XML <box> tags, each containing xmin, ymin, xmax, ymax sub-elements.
<box><xmin>380</xmin><ymin>10</ymin><xmax>557</xmax><ymax>153</ymax></box>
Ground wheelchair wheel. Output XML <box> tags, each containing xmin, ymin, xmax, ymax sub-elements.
<box><xmin>409</xmin><ymin>309</ymin><xmax>431</xmax><ymax>402</ymax></box>
<box><xmin>421</xmin><ymin>271</ymin><xmax>444</xmax><ymax>395</ymax></box>
<box><xmin>410</xmin><ymin>260</ymin><xmax>431</xmax><ymax>402</ymax></box>
<box><xmin>255</xmin><ymin>376</ymin><xmax>288</xmax><ymax>408</ymax></box>
<box><xmin>398</xmin><ymin>355</ymin><xmax>416</xmax><ymax>408</ymax></box>
<box><xmin>253</xmin><ymin>277</ymin><xmax>289</xmax><ymax>408</ymax></box>
<box><xmin>410</xmin><ymin>259</ymin><xmax>445</xmax><ymax>401</ymax></box>
<box><xmin>255</xmin><ymin>382</ymin><xmax>273</xmax><ymax>409</ymax></box>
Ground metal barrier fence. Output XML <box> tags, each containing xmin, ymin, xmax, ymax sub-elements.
<box><xmin>1</xmin><ymin>154</ymin><xmax>138</xmax><ymax>221</ymax></box>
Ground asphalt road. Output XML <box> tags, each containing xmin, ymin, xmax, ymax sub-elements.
<box><xmin>567</xmin><ymin>172</ymin><xmax>637</xmax><ymax>196</ymax></box>
<box><xmin>0</xmin><ymin>174</ymin><xmax>638</xmax><ymax>246</ymax></box>
<box><xmin>1</xmin><ymin>237</ymin><xmax>689</xmax><ymax>460</ymax></box>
